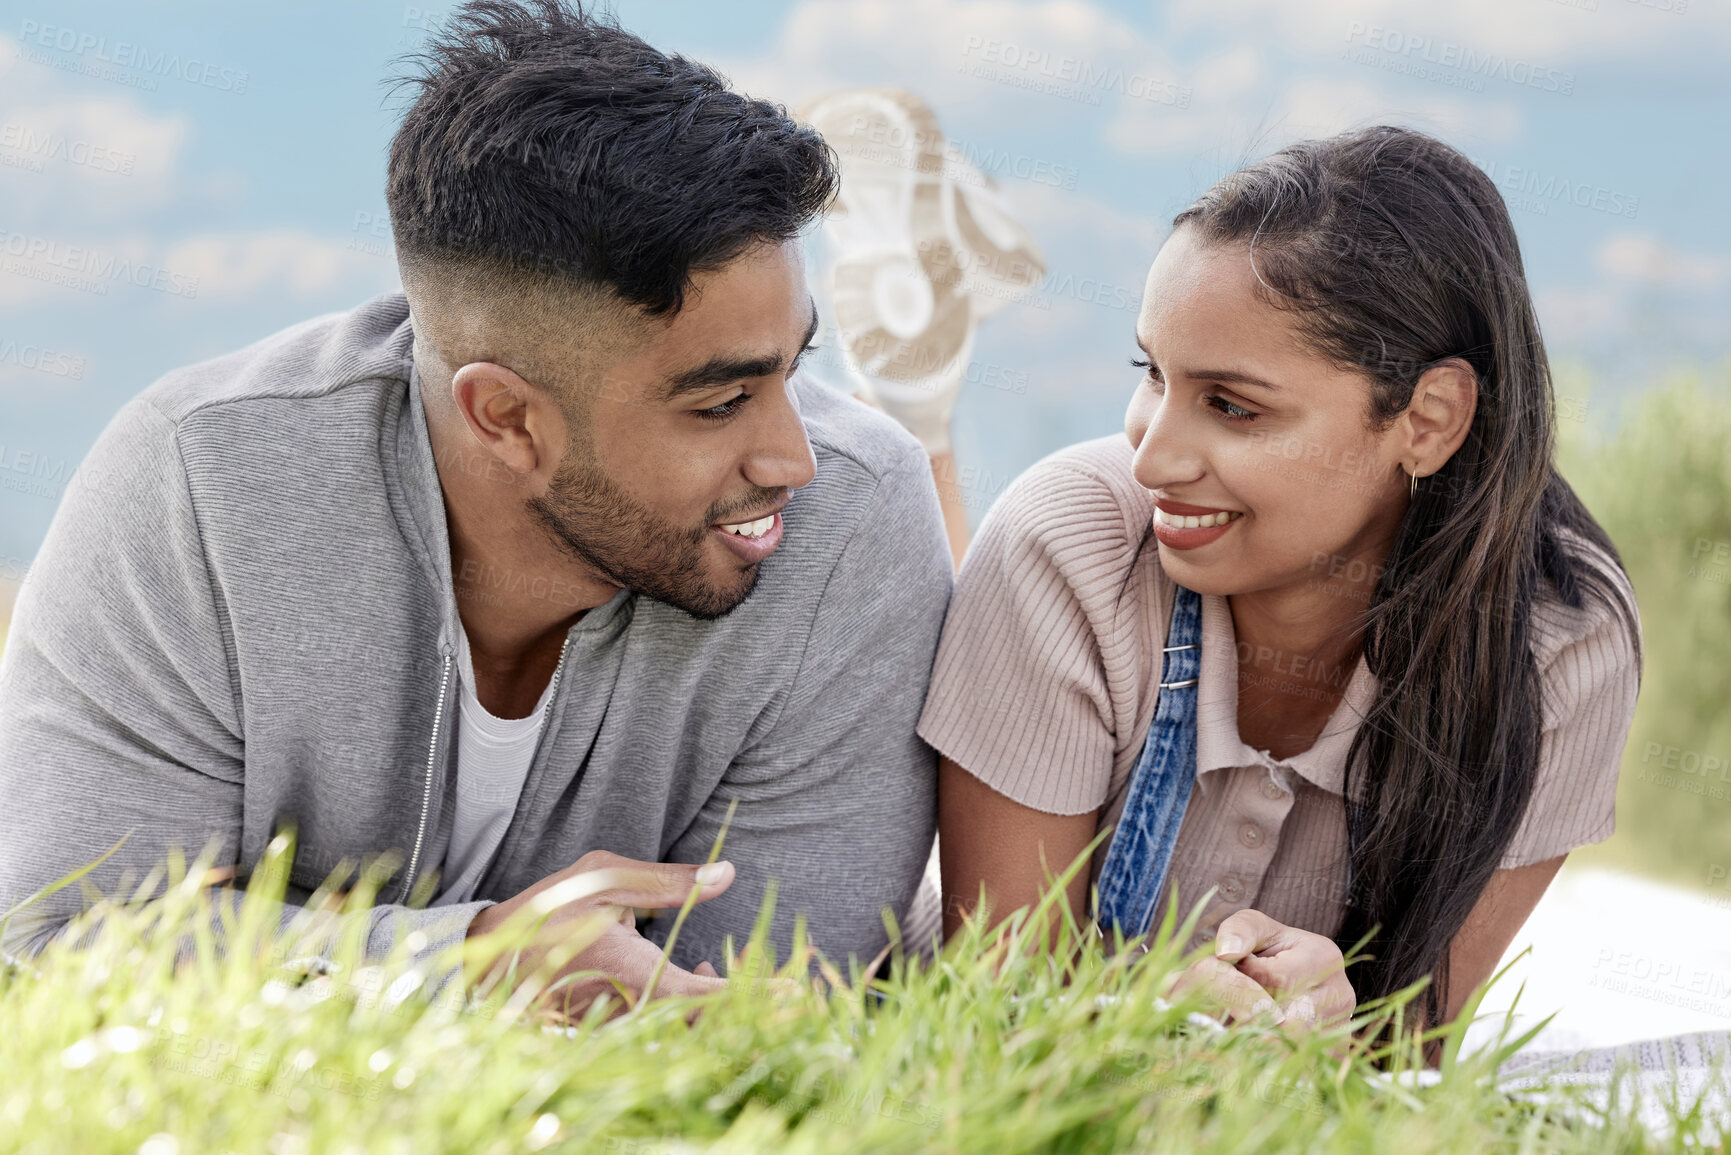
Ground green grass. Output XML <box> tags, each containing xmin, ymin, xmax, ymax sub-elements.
<box><xmin>0</xmin><ymin>834</ymin><xmax>1715</xmax><ymax>1154</ymax></box>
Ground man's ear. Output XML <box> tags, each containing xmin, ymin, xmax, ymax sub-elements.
<box><xmin>449</xmin><ymin>361</ymin><xmax>568</xmax><ymax>481</ymax></box>
<box><xmin>1399</xmin><ymin>357</ymin><xmax>1478</xmax><ymax>480</ymax></box>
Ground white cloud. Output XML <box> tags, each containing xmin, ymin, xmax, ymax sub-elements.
<box><xmin>0</xmin><ymin>229</ymin><xmax>397</xmax><ymax>309</ymax></box>
<box><xmin>1280</xmin><ymin>76</ymin><xmax>1520</xmax><ymax>142</ymax></box>
<box><xmin>1167</xmin><ymin>0</ymin><xmax>1727</xmax><ymax>65</ymax></box>
<box><xmin>1099</xmin><ymin>44</ymin><xmax>1260</xmax><ymax>154</ymax></box>
<box><xmin>1005</xmin><ymin>178</ymin><xmax>1165</xmax><ymax>272</ymax></box>
<box><xmin>720</xmin><ymin>0</ymin><xmax>1531</xmax><ymax>166</ymax></box>
<box><xmin>719</xmin><ymin>0</ymin><xmax>1186</xmax><ymax>127</ymax></box>
<box><xmin>0</xmin><ymin>232</ymin><xmax>158</xmax><ymax>308</ymax></box>
<box><xmin>0</xmin><ymin>34</ymin><xmax>191</xmax><ymax>219</ymax></box>
<box><xmin>0</xmin><ymin>36</ymin><xmax>392</xmax><ymax>309</ymax></box>
<box><xmin>161</xmin><ymin>231</ymin><xmax>401</xmax><ymax>301</ymax></box>
<box><xmin>1106</xmin><ymin>69</ymin><xmax>1523</xmax><ymax>158</ymax></box>
<box><xmin>1596</xmin><ymin>233</ymin><xmax>1731</xmax><ymax>291</ymax></box>
<box><xmin>1536</xmin><ymin>236</ymin><xmax>1731</xmax><ymax>351</ymax></box>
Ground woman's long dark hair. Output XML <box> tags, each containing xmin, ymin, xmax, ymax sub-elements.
<box><xmin>1173</xmin><ymin>126</ymin><xmax>1641</xmax><ymax>1022</ymax></box>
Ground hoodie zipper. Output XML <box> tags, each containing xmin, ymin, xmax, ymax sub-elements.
<box><xmin>540</xmin><ymin>636</ymin><xmax>571</xmax><ymax>723</ymax></box>
<box><xmin>400</xmin><ymin>635</ymin><xmax>569</xmax><ymax>904</ymax></box>
<box><xmin>400</xmin><ymin>650</ymin><xmax>454</xmax><ymax>903</ymax></box>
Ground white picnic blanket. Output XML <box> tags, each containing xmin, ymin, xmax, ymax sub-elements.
<box><xmin>1497</xmin><ymin>1030</ymin><xmax>1731</xmax><ymax>1141</ymax></box>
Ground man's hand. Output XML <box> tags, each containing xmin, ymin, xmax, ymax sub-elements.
<box><xmin>464</xmin><ymin>850</ymin><xmax>734</xmax><ymax>1022</ymax></box>
<box><xmin>1170</xmin><ymin>908</ymin><xmax>1356</xmax><ymax>1031</ymax></box>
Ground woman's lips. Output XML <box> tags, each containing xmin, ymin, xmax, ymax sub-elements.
<box><xmin>1152</xmin><ymin>499</ymin><xmax>1243</xmax><ymax>551</ymax></box>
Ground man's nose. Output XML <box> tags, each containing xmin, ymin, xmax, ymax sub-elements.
<box><xmin>744</xmin><ymin>381</ymin><xmax>817</xmax><ymax>491</ymax></box>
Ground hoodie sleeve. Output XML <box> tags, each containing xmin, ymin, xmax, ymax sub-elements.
<box><xmin>0</xmin><ymin>395</ymin><xmax>488</xmax><ymax>1004</ymax></box>
<box><xmin>648</xmin><ymin>445</ymin><xmax>954</xmax><ymax>978</ymax></box>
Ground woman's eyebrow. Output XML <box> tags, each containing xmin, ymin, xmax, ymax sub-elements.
<box><xmin>1131</xmin><ymin>336</ymin><xmax>1279</xmax><ymax>393</ymax></box>
<box><xmin>1188</xmin><ymin>367</ymin><xmax>1280</xmax><ymax>392</ymax></box>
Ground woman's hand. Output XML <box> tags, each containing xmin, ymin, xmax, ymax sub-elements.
<box><xmin>1171</xmin><ymin>908</ymin><xmax>1355</xmax><ymax>1031</ymax></box>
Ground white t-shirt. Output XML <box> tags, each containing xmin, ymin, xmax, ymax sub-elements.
<box><xmin>430</xmin><ymin>624</ymin><xmax>561</xmax><ymax>905</ymax></box>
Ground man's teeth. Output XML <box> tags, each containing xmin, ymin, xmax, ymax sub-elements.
<box><xmin>720</xmin><ymin>514</ymin><xmax>776</xmax><ymax>538</ymax></box>
<box><xmin>1154</xmin><ymin>508</ymin><xmax>1243</xmax><ymax>530</ymax></box>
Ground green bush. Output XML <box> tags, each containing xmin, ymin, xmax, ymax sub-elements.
<box><xmin>1557</xmin><ymin>364</ymin><xmax>1731</xmax><ymax>889</ymax></box>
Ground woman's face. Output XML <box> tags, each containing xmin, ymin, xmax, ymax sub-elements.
<box><xmin>1125</xmin><ymin>225</ymin><xmax>1411</xmax><ymax>599</ymax></box>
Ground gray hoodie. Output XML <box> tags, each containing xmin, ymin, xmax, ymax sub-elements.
<box><xmin>0</xmin><ymin>292</ymin><xmax>952</xmax><ymax>998</ymax></box>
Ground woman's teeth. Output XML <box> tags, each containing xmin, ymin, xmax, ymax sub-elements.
<box><xmin>1154</xmin><ymin>508</ymin><xmax>1243</xmax><ymax>530</ymax></box>
<box><xmin>720</xmin><ymin>514</ymin><xmax>776</xmax><ymax>538</ymax></box>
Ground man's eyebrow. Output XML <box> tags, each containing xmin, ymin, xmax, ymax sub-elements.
<box><xmin>793</xmin><ymin>302</ymin><xmax>820</xmax><ymax>366</ymax></box>
<box><xmin>661</xmin><ymin>303</ymin><xmax>822</xmax><ymax>402</ymax></box>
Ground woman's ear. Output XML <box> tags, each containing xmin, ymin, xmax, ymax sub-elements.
<box><xmin>1399</xmin><ymin>357</ymin><xmax>1478</xmax><ymax>479</ymax></box>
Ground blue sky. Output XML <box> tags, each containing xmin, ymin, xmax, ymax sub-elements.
<box><xmin>2</xmin><ymin>0</ymin><xmax>1728</xmax><ymax>568</ymax></box>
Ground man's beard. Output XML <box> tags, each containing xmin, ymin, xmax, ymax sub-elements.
<box><xmin>525</xmin><ymin>446</ymin><xmax>775</xmax><ymax>620</ymax></box>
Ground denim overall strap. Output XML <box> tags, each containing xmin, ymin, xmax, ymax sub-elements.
<box><xmin>1095</xmin><ymin>583</ymin><xmax>1203</xmax><ymax>942</ymax></box>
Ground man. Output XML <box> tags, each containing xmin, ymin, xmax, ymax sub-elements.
<box><xmin>0</xmin><ymin>0</ymin><xmax>952</xmax><ymax>1014</ymax></box>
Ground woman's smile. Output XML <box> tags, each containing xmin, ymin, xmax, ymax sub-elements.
<box><xmin>1152</xmin><ymin>497</ymin><xmax>1244</xmax><ymax>550</ymax></box>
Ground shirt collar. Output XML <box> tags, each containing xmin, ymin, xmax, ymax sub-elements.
<box><xmin>1191</xmin><ymin>590</ymin><xmax>1378</xmax><ymax>799</ymax></box>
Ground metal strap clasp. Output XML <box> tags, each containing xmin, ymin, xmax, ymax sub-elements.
<box><xmin>1159</xmin><ymin>641</ymin><xmax>1199</xmax><ymax>689</ymax></box>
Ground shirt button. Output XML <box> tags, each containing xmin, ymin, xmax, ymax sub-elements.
<box><xmin>1219</xmin><ymin>877</ymin><xmax>1244</xmax><ymax>902</ymax></box>
<box><xmin>1260</xmin><ymin>777</ymin><xmax>1285</xmax><ymax>801</ymax></box>
<box><xmin>1238</xmin><ymin>822</ymin><xmax>1263</xmax><ymax>848</ymax></box>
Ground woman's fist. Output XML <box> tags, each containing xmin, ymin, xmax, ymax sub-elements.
<box><xmin>1171</xmin><ymin>908</ymin><xmax>1355</xmax><ymax>1031</ymax></box>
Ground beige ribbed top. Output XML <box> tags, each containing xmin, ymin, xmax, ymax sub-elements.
<box><xmin>917</xmin><ymin>434</ymin><xmax>1641</xmax><ymax>948</ymax></box>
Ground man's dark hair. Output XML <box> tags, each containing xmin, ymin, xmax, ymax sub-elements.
<box><xmin>387</xmin><ymin>0</ymin><xmax>838</xmax><ymax>316</ymax></box>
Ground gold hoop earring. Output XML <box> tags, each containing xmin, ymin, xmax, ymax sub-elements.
<box><xmin>1409</xmin><ymin>467</ymin><xmax>1420</xmax><ymax>499</ymax></box>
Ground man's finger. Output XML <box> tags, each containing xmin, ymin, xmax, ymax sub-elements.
<box><xmin>600</xmin><ymin>859</ymin><xmax>735</xmax><ymax>911</ymax></box>
<box><xmin>694</xmin><ymin>960</ymin><xmax>719</xmax><ymax>978</ymax></box>
<box><xmin>532</xmin><ymin>859</ymin><xmax>735</xmax><ymax>916</ymax></box>
<box><xmin>603</xmin><ymin>932</ymin><xmax>730</xmax><ymax>1002</ymax></box>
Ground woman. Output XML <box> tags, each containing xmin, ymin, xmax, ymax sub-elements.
<box><xmin>916</xmin><ymin>126</ymin><xmax>1642</xmax><ymax>1036</ymax></box>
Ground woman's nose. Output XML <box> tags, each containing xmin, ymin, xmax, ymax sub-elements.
<box><xmin>1129</xmin><ymin>391</ymin><xmax>1206</xmax><ymax>494</ymax></box>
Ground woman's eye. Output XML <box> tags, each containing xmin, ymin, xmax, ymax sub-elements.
<box><xmin>1130</xmin><ymin>357</ymin><xmax>1163</xmax><ymax>387</ymax></box>
<box><xmin>697</xmin><ymin>393</ymin><xmax>751</xmax><ymax>421</ymax></box>
<box><xmin>1206</xmin><ymin>394</ymin><xmax>1257</xmax><ymax>422</ymax></box>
